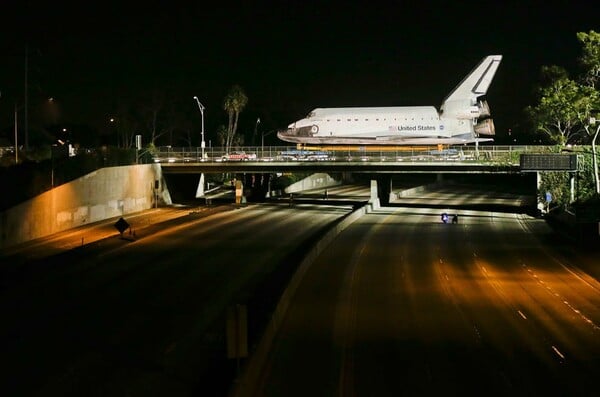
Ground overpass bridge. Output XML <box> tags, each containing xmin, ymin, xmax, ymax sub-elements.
<box><xmin>158</xmin><ymin>161</ymin><xmax>519</xmax><ymax>175</ymax></box>
<box><xmin>154</xmin><ymin>145</ymin><xmax>538</xmax><ymax>175</ymax></box>
<box><xmin>153</xmin><ymin>145</ymin><xmax>574</xmax><ymax>207</ymax></box>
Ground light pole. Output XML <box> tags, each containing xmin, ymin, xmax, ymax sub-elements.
<box><xmin>261</xmin><ymin>129</ymin><xmax>276</xmax><ymax>159</ymax></box>
<box><xmin>14</xmin><ymin>103</ymin><xmax>18</xmax><ymax>164</ymax></box>
<box><xmin>254</xmin><ymin>117</ymin><xmax>260</xmax><ymax>146</ymax></box>
<box><xmin>193</xmin><ymin>96</ymin><xmax>206</xmax><ymax>160</ymax></box>
<box><xmin>589</xmin><ymin>116</ymin><xmax>600</xmax><ymax>194</ymax></box>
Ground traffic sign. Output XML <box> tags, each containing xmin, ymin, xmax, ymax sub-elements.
<box><xmin>114</xmin><ymin>217</ymin><xmax>130</xmax><ymax>234</ymax></box>
<box><xmin>520</xmin><ymin>154</ymin><xmax>577</xmax><ymax>171</ymax></box>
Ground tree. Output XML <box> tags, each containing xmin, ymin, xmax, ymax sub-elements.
<box><xmin>216</xmin><ymin>125</ymin><xmax>227</xmax><ymax>147</ymax></box>
<box><xmin>575</xmin><ymin>31</ymin><xmax>600</xmax><ymax>194</ymax></box>
<box><xmin>139</xmin><ymin>90</ymin><xmax>173</xmax><ymax>146</ymax></box>
<box><xmin>525</xmin><ymin>66</ymin><xmax>581</xmax><ymax>145</ymax></box>
<box><xmin>113</xmin><ymin>102</ymin><xmax>140</xmax><ymax>149</ymax></box>
<box><xmin>578</xmin><ymin>30</ymin><xmax>600</xmax><ymax>89</ymax></box>
<box><xmin>526</xmin><ymin>30</ymin><xmax>600</xmax><ymax>196</ymax></box>
<box><xmin>573</xmin><ymin>85</ymin><xmax>600</xmax><ymax>194</ymax></box>
<box><xmin>223</xmin><ymin>85</ymin><xmax>248</xmax><ymax>152</ymax></box>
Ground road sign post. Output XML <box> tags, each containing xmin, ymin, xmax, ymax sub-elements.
<box><xmin>545</xmin><ymin>191</ymin><xmax>552</xmax><ymax>214</ymax></box>
<box><xmin>226</xmin><ymin>304</ymin><xmax>248</xmax><ymax>375</ymax></box>
<box><xmin>114</xmin><ymin>217</ymin><xmax>129</xmax><ymax>237</ymax></box>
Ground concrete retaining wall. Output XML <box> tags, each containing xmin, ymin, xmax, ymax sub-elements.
<box><xmin>284</xmin><ymin>172</ymin><xmax>341</xmax><ymax>193</ymax></box>
<box><xmin>0</xmin><ymin>164</ymin><xmax>171</xmax><ymax>249</ymax></box>
<box><xmin>392</xmin><ymin>182</ymin><xmax>443</xmax><ymax>200</ymax></box>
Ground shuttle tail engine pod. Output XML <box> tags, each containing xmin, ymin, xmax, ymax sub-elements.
<box><xmin>444</xmin><ymin>100</ymin><xmax>491</xmax><ymax>120</ymax></box>
<box><xmin>475</xmin><ymin>118</ymin><xmax>495</xmax><ymax>136</ymax></box>
<box><xmin>478</xmin><ymin>100</ymin><xmax>491</xmax><ymax>118</ymax></box>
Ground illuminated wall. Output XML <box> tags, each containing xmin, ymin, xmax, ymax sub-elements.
<box><xmin>284</xmin><ymin>173</ymin><xmax>341</xmax><ymax>194</ymax></box>
<box><xmin>0</xmin><ymin>164</ymin><xmax>171</xmax><ymax>249</ymax></box>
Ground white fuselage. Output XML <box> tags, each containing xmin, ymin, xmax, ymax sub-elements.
<box><xmin>277</xmin><ymin>55</ymin><xmax>502</xmax><ymax>146</ymax></box>
<box><xmin>279</xmin><ymin>106</ymin><xmax>477</xmax><ymax>145</ymax></box>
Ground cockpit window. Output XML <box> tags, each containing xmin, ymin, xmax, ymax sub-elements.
<box><xmin>306</xmin><ymin>111</ymin><xmax>315</xmax><ymax>118</ymax></box>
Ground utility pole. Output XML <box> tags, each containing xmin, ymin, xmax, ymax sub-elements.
<box><xmin>14</xmin><ymin>104</ymin><xmax>18</xmax><ymax>164</ymax></box>
<box><xmin>253</xmin><ymin>117</ymin><xmax>260</xmax><ymax>146</ymax></box>
<box><xmin>193</xmin><ymin>96</ymin><xmax>206</xmax><ymax>160</ymax></box>
<box><xmin>24</xmin><ymin>45</ymin><xmax>29</xmax><ymax>150</ymax></box>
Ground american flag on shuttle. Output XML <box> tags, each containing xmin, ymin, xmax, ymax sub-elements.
<box><xmin>388</xmin><ymin>126</ymin><xmax>397</xmax><ymax>132</ymax></box>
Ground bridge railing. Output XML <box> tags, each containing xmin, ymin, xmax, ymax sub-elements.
<box><xmin>151</xmin><ymin>145</ymin><xmax>554</xmax><ymax>164</ymax></box>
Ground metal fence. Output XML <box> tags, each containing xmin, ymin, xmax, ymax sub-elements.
<box><xmin>152</xmin><ymin>145</ymin><xmax>555</xmax><ymax>164</ymax></box>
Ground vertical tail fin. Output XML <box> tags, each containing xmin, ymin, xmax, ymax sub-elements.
<box><xmin>441</xmin><ymin>55</ymin><xmax>502</xmax><ymax>112</ymax></box>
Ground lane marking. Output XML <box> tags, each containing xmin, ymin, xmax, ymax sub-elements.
<box><xmin>518</xmin><ymin>310</ymin><xmax>527</xmax><ymax>320</ymax></box>
<box><xmin>552</xmin><ymin>345</ymin><xmax>565</xmax><ymax>361</ymax></box>
<box><xmin>523</xmin><ymin>263</ymin><xmax>600</xmax><ymax>331</ymax></box>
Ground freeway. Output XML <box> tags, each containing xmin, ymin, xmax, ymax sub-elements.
<box><xmin>234</xmin><ymin>205</ymin><xmax>600</xmax><ymax>396</ymax></box>
<box><xmin>2</xmin><ymin>179</ymin><xmax>592</xmax><ymax>396</ymax></box>
<box><xmin>0</xmin><ymin>193</ymin><xmax>366</xmax><ymax>396</ymax></box>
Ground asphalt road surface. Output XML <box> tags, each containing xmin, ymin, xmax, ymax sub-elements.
<box><xmin>0</xmin><ymin>198</ymin><xmax>362</xmax><ymax>396</ymax></box>
<box><xmin>4</xmin><ymin>179</ymin><xmax>596</xmax><ymax>397</ymax></box>
<box><xmin>234</xmin><ymin>206</ymin><xmax>600</xmax><ymax>397</ymax></box>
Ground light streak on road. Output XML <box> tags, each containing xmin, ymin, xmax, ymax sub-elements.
<box><xmin>523</xmin><ymin>263</ymin><xmax>600</xmax><ymax>331</ymax></box>
<box><xmin>552</xmin><ymin>345</ymin><xmax>566</xmax><ymax>361</ymax></box>
<box><xmin>237</xmin><ymin>205</ymin><xmax>600</xmax><ymax>396</ymax></box>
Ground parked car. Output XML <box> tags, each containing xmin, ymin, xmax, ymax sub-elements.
<box><xmin>220</xmin><ymin>151</ymin><xmax>257</xmax><ymax>161</ymax></box>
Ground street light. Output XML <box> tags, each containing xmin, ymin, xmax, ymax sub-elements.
<box><xmin>254</xmin><ymin>117</ymin><xmax>260</xmax><ymax>146</ymax></box>
<box><xmin>261</xmin><ymin>129</ymin><xmax>277</xmax><ymax>159</ymax></box>
<box><xmin>193</xmin><ymin>96</ymin><xmax>206</xmax><ymax>160</ymax></box>
<box><xmin>14</xmin><ymin>103</ymin><xmax>18</xmax><ymax>164</ymax></box>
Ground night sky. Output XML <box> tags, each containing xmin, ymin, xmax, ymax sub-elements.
<box><xmin>0</xmin><ymin>0</ymin><xmax>598</xmax><ymax>146</ymax></box>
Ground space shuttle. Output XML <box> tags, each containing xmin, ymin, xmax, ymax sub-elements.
<box><xmin>277</xmin><ymin>55</ymin><xmax>502</xmax><ymax>145</ymax></box>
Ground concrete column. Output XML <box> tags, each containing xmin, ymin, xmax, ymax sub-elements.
<box><xmin>570</xmin><ymin>173</ymin><xmax>575</xmax><ymax>203</ymax></box>
<box><xmin>235</xmin><ymin>179</ymin><xmax>244</xmax><ymax>205</ymax></box>
<box><xmin>342</xmin><ymin>172</ymin><xmax>354</xmax><ymax>183</ymax></box>
<box><xmin>370</xmin><ymin>179</ymin><xmax>378</xmax><ymax>202</ymax></box>
<box><xmin>195</xmin><ymin>173</ymin><xmax>205</xmax><ymax>198</ymax></box>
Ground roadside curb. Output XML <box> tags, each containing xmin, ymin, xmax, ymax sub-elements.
<box><xmin>0</xmin><ymin>205</ymin><xmax>239</xmax><ymax>263</ymax></box>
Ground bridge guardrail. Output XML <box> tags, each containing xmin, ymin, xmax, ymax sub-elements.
<box><xmin>151</xmin><ymin>145</ymin><xmax>554</xmax><ymax>164</ymax></box>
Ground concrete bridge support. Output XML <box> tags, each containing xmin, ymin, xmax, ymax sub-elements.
<box><xmin>367</xmin><ymin>176</ymin><xmax>391</xmax><ymax>209</ymax></box>
<box><xmin>195</xmin><ymin>173</ymin><xmax>205</xmax><ymax>198</ymax></box>
<box><xmin>369</xmin><ymin>179</ymin><xmax>380</xmax><ymax>210</ymax></box>
<box><xmin>342</xmin><ymin>172</ymin><xmax>354</xmax><ymax>184</ymax></box>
